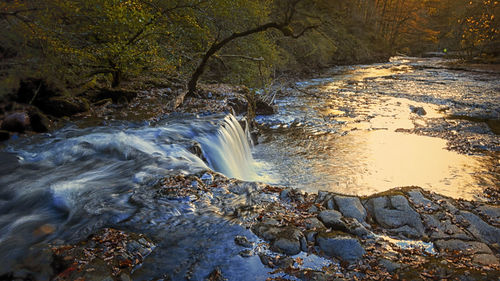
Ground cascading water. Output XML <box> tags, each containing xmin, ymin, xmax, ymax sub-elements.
<box><xmin>197</xmin><ymin>115</ymin><xmax>257</xmax><ymax>181</ymax></box>
<box><xmin>0</xmin><ymin>113</ymin><xmax>263</xmax><ymax>275</ymax></box>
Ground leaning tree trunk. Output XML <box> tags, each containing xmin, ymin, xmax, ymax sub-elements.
<box><xmin>186</xmin><ymin>22</ymin><xmax>287</xmax><ymax>97</ymax></box>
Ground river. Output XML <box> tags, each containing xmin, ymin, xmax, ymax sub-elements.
<box><xmin>0</xmin><ymin>57</ymin><xmax>498</xmax><ymax>279</ymax></box>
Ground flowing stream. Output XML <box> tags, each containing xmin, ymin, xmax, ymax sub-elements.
<box><xmin>0</xmin><ymin>57</ymin><xmax>499</xmax><ymax>279</ymax></box>
<box><xmin>254</xmin><ymin>56</ymin><xmax>499</xmax><ymax>199</ymax></box>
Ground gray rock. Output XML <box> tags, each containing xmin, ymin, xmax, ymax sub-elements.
<box><xmin>304</xmin><ymin>218</ymin><xmax>326</xmax><ymax>230</ymax></box>
<box><xmin>300</xmin><ymin>236</ymin><xmax>308</xmax><ymax>252</ymax></box>
<box><xmin>316</xmin><ymin>191</ymin><xmax>330</xmax><ymax>203</ymax></box>
<box><xmin>334</xmin><ymin>195</ymin><xmax>367</xmax><ymax>222</ymax></box>
<box><xmin>441</xmin><ymin>199</ymin><xmax>459</xmax><ymax>214</ymax></box>
<box><xmin>410</xmin><ymin>106</ymin><xmax>427</xmax><ymax>116</ymax></box>
<box><xmin>271</xmin><ymin>227</ymin><xmax>304</xmax><ymax>255</ymax></box>
<box><xmin>344</xmin><ymin>218</ymin><xmax>373</xmax><ymax>238</ymax></box>
<box><xmin>476</xmin><ymin>204</ymin><xmax>500</xmax><ymax>223</ymax></box>
<box><xmin>316</xmin><ymin>232</ymin><xmax>365</xmax><ymax>262</ymax></box>
<box><xmin>325</xmin><ymin>198</ymin><xmax>335</xmax><ymax>210</ymax></box>
<box><xmin>472</xmin><ymin>254</ymin><xmax>499</xmax><ymax>265</ymax></box>
<box><xmin>434</xmin><ymin>239</ymin><xmax>492</xmax><ymax>254</ymax></box>
<box><xmin>258</xmin><ymin>254</ymin><xmax>294</xmax><ymax>268</ymax></box>
<box><xmin>252</xmin><ymin>224</ymin><xmax>304</xmax><ymax>255</ymax></box>
<box><xmin>459</xmin><ymin>211</ymin><xmax>500</xmax><ymax>245</ymax></box>
<box><xmin>251</xmin><ymin>223</ymin><xmax>281</xmax><ymax>241</ymax></box>
<box><xmin>318</xmin><ymin>210</ymin><xmax>347</xmax><ymax>231</ymax></box>
<box><xmin>1</xmin><ymin>112</ymin><xmax>29</xmax><ymax>133</ymax></box>
<box><xmin>378</xmin><ymin>258</ymin><xmax>402</xmax><ymax>273</ymax></box>
<box><xmin>239</xmin><ymin>249</ymin><xmax>253</xmax><ymax>257</ymax></box>
<box><xmin>365</xmin><ymin>195</ymin><xmax>424</xmax><ymax>238</ymax></box>
<box><xmin>305</xmin><ymin>230</ymin><xmax>317</xmax><ymax>243</ymax></box>
<box><xmin>229</xmin><ymin>181</ymin><xmax>264</xmax><ymax>195</ymax></box>
<box><xmin>407</xmin><ymin>190</ymin><xmax>438</xmax><ymax>211</ymax></box>
<box><xmin>280</xmin><ymin>189</ymin><xmax>291</xmax><ymax>201</ymax></box>
<box><xmin>234</xmin><ymin>235</ymin><xmax>253</xmax><ymax>248</ymax></box>
<box><xmin>273</xmin><ymin>237</ymin><xmax>301</xmax><ymax>255</ymax></box>
<box><xmin>28</xmin><ymin>108</ymin><xmax>50</xmax><ymax>133</ymax></box>
<box><xmin>295</xmin><ymin>270</ymin><xmax>331</xmax><ymax>281</ymax></box>
<box><xmin>422</xmin><ymin>213</ymin><xmax>471</xmax><ymax>240</ymax></box>
<box><xmin>308</xmin><ymin>205</ymin><xmax>319</xmax><ymax>213</ymax></box>
<box><xmin>119</xmin><ymin>273</ymin><xmax>132</xmax><ymax>281</ymax></box>
<box><xmin>200</xmin><ymin>173</ymin><xmax>214</xmax><ymax>184</ymax></box>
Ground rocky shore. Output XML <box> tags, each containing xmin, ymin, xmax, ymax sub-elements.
<box><xmin>41</xmin><ymin>172</ymin><xmax>499</xmax><ymax>280</ymax></box>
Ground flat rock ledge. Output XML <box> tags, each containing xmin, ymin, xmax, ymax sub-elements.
<box><xmin>250</xmin><ymin>183</ymin><xmax>500</xmax><ymax>280</ymax></box>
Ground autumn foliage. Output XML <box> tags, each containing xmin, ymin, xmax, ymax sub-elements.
<box><xmin>0</xmin><ymin>0</ymin><xmax>498</xmax><ymax>95</ymax></box>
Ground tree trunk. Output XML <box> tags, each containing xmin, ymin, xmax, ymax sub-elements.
<box><xmin>111</xmin><ymin>70</ymin><xmax>122</xmax><ymax>88</ymax></box>
<box><xmin>185</xmin><ymin>12</ymin><xmax>318</xmax><ymax>98</ymax></box>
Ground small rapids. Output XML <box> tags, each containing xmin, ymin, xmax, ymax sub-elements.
<box><xmin>0</xmin><ymin>113</ymin><xmax>266</xmax><ymax>276</ymax></box>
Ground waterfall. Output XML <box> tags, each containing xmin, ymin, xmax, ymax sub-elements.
<box><xmin>197</xmin><ymin>115</ymin><xmax>257</xmax><ymax>181</ymax></box>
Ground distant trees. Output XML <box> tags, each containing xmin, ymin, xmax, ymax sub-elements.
<box><xmin>459</xmin><ymin>0</ymin><xmax>499</xmax><ymax>57</ymax></box>
<box><xmin>0</xmin><ymin>0</ymin><xmax>498</xmax><ymax>98</ymax></box>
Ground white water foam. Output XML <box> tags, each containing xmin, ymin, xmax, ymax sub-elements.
<box><xmin>197</xmin><ymin>115</ymin><xmax>258</xmax><ymax>181</ymax></box>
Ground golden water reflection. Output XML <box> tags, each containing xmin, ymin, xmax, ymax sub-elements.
<box><xmin>313</xmin><ymin>130</ymin><xmax>494</xmax><ymax>200</ymax></box>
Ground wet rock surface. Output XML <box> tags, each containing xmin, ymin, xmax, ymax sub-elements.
<box><xmin>1</xmin><ymin>172</ymin><xmax>499</xmax><ymax>280</ymax></box>
<box><xmin>365</xmin><ymin>195</ymin><xmax>425</xmax><ymax>238</ymax></box>
<box><xmin>316</xmin><ymin>232</ymin><xmax>365</xmax><ymax>262</ymax></box>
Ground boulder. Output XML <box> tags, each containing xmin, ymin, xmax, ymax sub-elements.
<box><xmin>472</xmin><ymin>254</ymin><xmax>499</xmax><ymax>266</ymax></box>
<box><xmin>316</xmin><ymin>232</ymin><xmax>365</xmax><ymax>262</ymax></box>
<box><xmin>28</xmin><ymin>108</ymin><xmax>50</xmax><ymax>133</ymax></box>
<box><xmin>255</xmin><ymin>99</ymin><xmax>277</xmax><ymax>115</ymax></box>
<box><xmin>343</xmin><ymin>218</ymin><xmax>373</xmax><ymax>238</ymax></box>
<box><xmin>410</xmin><ymin>106</ymin><xmax>426</xmax><ymax>116</ymax></box>
<box><xmin>38</xmin><ymin>96</ymin><xmax>89</xmax><ymax>117</ymax></box>
<box><xmin>365</xmin><ymin>195</ymin><xmax>424</xmax><ymax>238</ymax></box>
<box><xmin>407</xmin><ymin>190</ymin><xmax>439</xmax><ymax>211</ymax></box>
<box><xmin>234</xmin><ymin>235</ymin><xmax>253</xmax><ymax>248</ymax></box>
<box><xmin>228</xmin><ymin>181</ymin><xmax>264</xmax><ymax>195</ymax></box>
<box><xmin>318</xmin><ymin>210</ymin><xmax>347</xmax><ymax>231</ymax></box>
<box><xmin>251</xmin><ymin>224</ymin><xmax>304</xmax><ymax>255</ymax></box>
<box><xmin>91</xmin><ymin>88</ymin><xmax>137</xmax><ymax>104</ymax></box>
<box><xmin>378</xmin><ymin>258</ymin><xmax>402</xmax><ymax>273</ymax></box>
<box><xmin>188</xmin><ymin>141</ymin><xmax>206</xmax><ymax>162</ymax></box>
<box><xmin>227</xmin><ymin>97</ymin><xmax>247</xmax><ymax>115</ymax></box>
<box><xmin>421</xmin><ymin>213</ymin><xmax>470</xmax><ymax>240</ymax></box>
<box><xmin>1</xmin><ymin>112</ymin><xmax>29</xmax><ymax>133</ymax></box>
<box><xmin>334</xmin><ymin>195</ymin><xmax>367</xmax><ymax>222</ymax></box>
<box><xmin>17</xmin><ymin>78</ymin><xmax>65</xmax><ymax>104</ymax></box>
<box><xmin>434</xmin><ymin>239</ymin><xmax>492</xmax><ymax>255</ymax></box>
<box><xmin>315</xmin><ymin>191</ymin><xmax>336</xmax><ymax>209</ymax></box>
<box><xmin>459</xmin><ymin>211</ymin><xmax>500</xmax><ymax>245</ymax></box>
<box><xmin>304</xmin><ymin>218</ymin><xmax>326</xmax><ymax>230</ymax></box>
<box><xmin>476</xmin><ymin>204</ymin><xmax>500</xmax><ymax>223</ymax></box>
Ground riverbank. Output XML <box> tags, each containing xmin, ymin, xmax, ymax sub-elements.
<box><xmin>27</xmin><ymin>171</ymin><xmax>500</xmax><ymax>280</ymax></box>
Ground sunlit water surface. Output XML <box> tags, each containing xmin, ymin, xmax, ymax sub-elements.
<box><xmin>254</xmin><ymin>57</ymin><xmax>499</xmax><ymax>199</ymax></box>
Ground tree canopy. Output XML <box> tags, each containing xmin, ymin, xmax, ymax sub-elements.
<box><xmin>1</xmin><ymin>0</ymin><xmax>498</xmax><ymax>95</ymax></box>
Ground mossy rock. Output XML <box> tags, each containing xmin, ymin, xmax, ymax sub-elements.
<box><xmin>38</xmin><ymin>96</ymin><xmax>89</xmax><ymax>117</ymax></box>
<box><xmin>17</xmin><ymin>78</ymin><xmax>66</xmax><ymax>104</ymax></box>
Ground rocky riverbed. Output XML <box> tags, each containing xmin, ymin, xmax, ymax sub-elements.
<box><xmin>17</xmin><ymin>171</ymin><xmax>496</xmax><ymax>280</ymax></box>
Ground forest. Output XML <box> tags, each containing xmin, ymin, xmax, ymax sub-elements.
<box><xmin>1</xmin><ymin>0</ymin><xmax>498</xmax><ymax>96</ymax></box>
